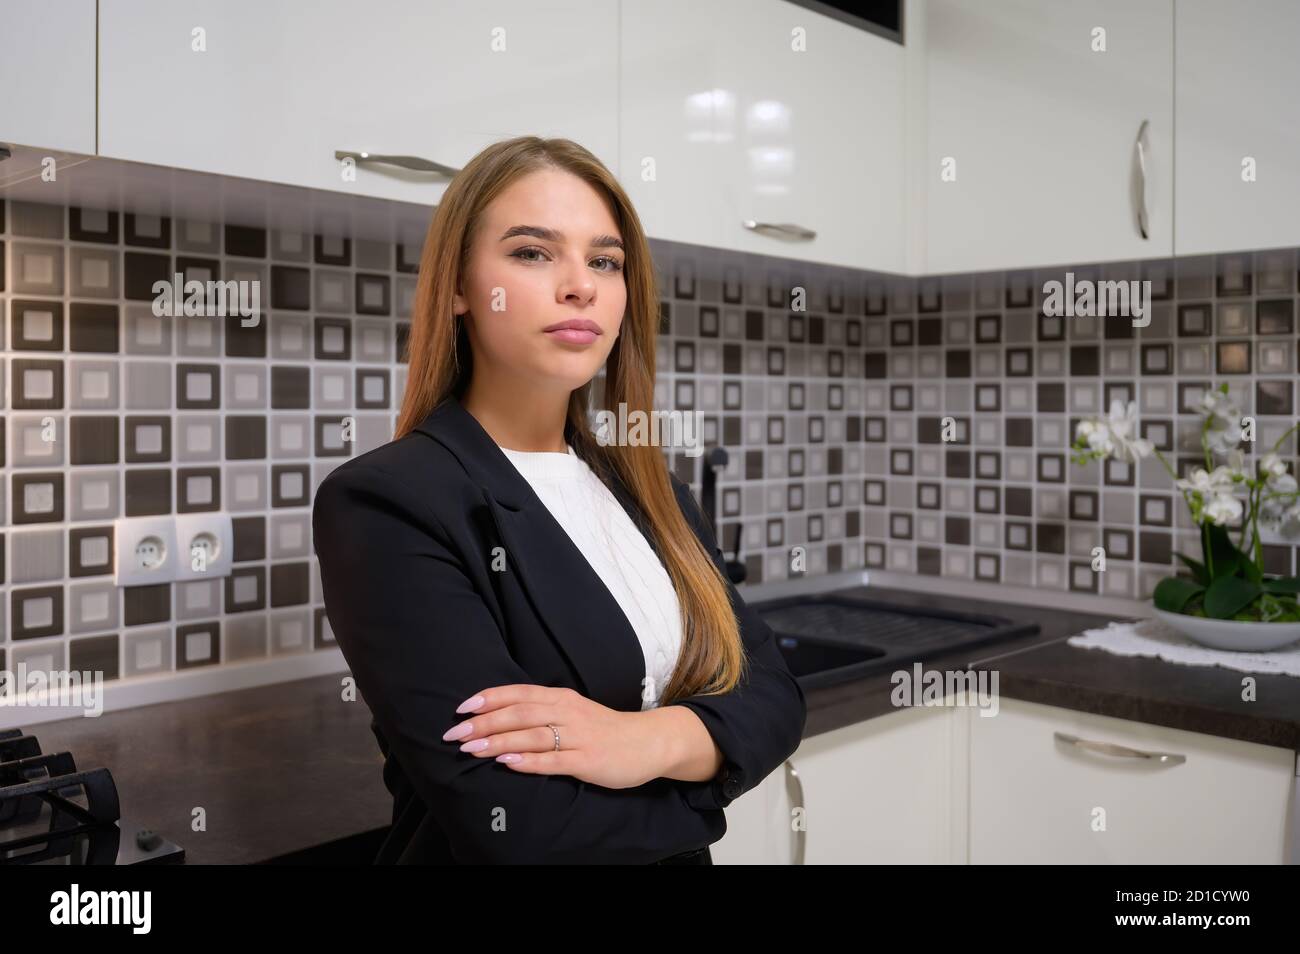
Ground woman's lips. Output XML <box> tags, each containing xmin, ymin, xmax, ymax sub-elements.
<box><xmin>545</xmin><ymin>328</ymin><xmax>599</xmax><ymax>344</ymax></box>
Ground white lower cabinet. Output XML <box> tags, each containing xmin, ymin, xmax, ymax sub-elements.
<box><xmin>969</xmin><ymin>697</ymin><xmax>1296</xmax><ymax>864</ymax></box>
<box><xmin>716</xmin><ymin>702</ymin><xmax>964</xmax><ymax>864</ymax></box>
<box><xmin>711</xmin><ymin>769</ymin><xmax>788</xmax><ymax>864</ymax></box>
<box><xmin>717</xmin><ymin>694</ymin><xmax>1296</xmax><ymax>864</ymax></box>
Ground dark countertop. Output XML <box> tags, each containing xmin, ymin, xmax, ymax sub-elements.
<box><xmin>802</xmin><ymin>585</ymin><xmax>1300</xmax><ymax>751</ymax></box>
<box><xmin>27</xmin><ymin>673</ymin><xmax>393</xmax><ymax>865</ymax></box>
<box><xmin>23</xmin><ymin>583</ymin><xmax>1300</xmax><ymax>863</ymax></box>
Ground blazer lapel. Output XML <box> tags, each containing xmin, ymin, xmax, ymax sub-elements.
<box><xmin>413</xmin><ymin>397</ymin><xmax>651</xmax><ymax>713</ymax></box>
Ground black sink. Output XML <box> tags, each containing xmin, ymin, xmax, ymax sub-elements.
<box><xmin>756</xmin><ymin>593</ymin><xmax>1039</xmax><ymax>690</ymax></box>
<box><xmin>772</xmin><ymin>635</ymin><xmax>887</xmax><ymax>679</ymax></box>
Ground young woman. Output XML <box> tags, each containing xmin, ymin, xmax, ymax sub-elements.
<box><xmin>312</xmin><ymin>136</ymin><xmax>807</xmax><ymax>865</ymax></box>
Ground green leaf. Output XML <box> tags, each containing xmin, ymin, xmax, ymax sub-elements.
<box><xmin>1212</xmin><ymin>551</ymin><xmax>1242</xmax><ymax>580</ymax></box>
<box><xmin>1240</xmin><ymin>558</ymin><xmax>1263</xmax><ymax>585</ymax></box>
<box><xmin>1263</xmin><ymin>577</ymin><xmax>1300</xmax><ymax>594</ymax></box>
<box><xmin>1174</xmin><ymin>553</ymin><xmax>1210</xmax><ymax>586</ymax></box>
<box><xmin>1203</xmin><ymin>523</ymin><xmax>1251</xmax><ymax>579</ymax></box>
<box><xmin>1153</xmin><ymin>577</ymin><xmax>1205</xmax><ymax>614</ymax></box>
<box><xmin>1202</xmin><ymin>576</ymin><xmax>1262</xmax><ymax>619</ymax></box>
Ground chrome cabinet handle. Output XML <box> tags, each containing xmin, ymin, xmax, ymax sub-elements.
<box><xmin>1054</xmin><ymin>731</ymin><xmax>1185</xmax><ymax>765</ymax></box>
<box><xmin>783</xmin><ymin>757</ymin><xmax>805</xmax><ymax>865</ymax></box>
<box><xmin>743</xmin><ymin>219</ymin><xmax>817</xmax><ymax>241</ymax></box>
<box><xmin>1133</xmin><ymin>119</ymin><xmax>1150</xmax><ymax>240</ymax></box>
<box><xmin>334</xmin><ymin>150</ymin><xmax>461</xmax><ymax>178</ymax></box>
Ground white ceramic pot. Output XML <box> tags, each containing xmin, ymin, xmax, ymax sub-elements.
<box><xmin>1153</xmin><ymin>608</ymin><xmax>1300</xmax><ymax>652</ymax></box>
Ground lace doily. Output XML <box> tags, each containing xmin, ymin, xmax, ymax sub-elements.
<box><xmin>1067</xmin><ymin>616</ymin><xmax>1300</xmax><ymax>677</ymax></box>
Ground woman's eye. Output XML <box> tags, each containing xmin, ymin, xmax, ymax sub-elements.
<box><xmin>511</xmin><ymin>247</ymin><xmax>623</xmax><ymax>273</ymax></box>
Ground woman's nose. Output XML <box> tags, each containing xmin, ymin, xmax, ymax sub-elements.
<box><xmin>557</xmin><ymin>259</ymin><xmax>597</xmax><ymax>304</ymax></box>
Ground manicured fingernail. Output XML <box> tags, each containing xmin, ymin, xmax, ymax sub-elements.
<box><xmin>442</xmin><ymin>722</ymin><xmax>473</xmax><ymax>742</ymax></box>
<box><xmin>496</xmin><ymin>753</ymin><xmax>521</xmax><ymax>763</ymax></box>
<box><xmin>460</xmin><ymin>738</ymin><xmax>490</xmax><ymax>753</ymax></box>
<box><xmin>457</xmin><ymin>695</ymin><xmax>485</xmax><ymax>713</ymax></box>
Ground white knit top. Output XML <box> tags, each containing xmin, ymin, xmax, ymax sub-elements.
<box><xmin>497</xmin><ymin>443</ymin><xmax>683</xmax><ymax>710</ymax></box>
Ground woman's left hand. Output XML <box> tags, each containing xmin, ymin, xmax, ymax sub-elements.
<box><xmin>442</xmin><ymin>685</ymin><xmax>664</xmax><ymax>790</ymax></box>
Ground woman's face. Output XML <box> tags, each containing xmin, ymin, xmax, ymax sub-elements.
<box><xmin>454</xmin><ymin>167</ymin><xmax>627</xmax><ymax>394</ymax></box>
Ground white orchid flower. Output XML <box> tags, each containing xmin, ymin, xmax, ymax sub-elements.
<box><xmin>1176</xmin><ymin>468</ymin><xmax>1213</xmax><ymax>494</ymax></box>
<box><xmin>1203</xmin><ymin>493</ymin><xmax>1243</xmax><ymax>526</ymax></box>
<box><xmin>1078</xmin><ymin>417</ymin><xmax>1111</xmax><ymax>452</ymax></box>
<box><xmin>1261</xmin><ymin>492</ymin><xmax>1295</xmax><ymax>530</ymax></box>
<box><xmin>1200</xmin><ymin>388</ymin><xmax>1241</xmax><ymax>426</ymax></box>
<box><xmin>1097</xmin><ymin>400</ymin><xmax>1153</xmax><ymax>462</ymax></box>
<box><xmin>1204</xmin><ymin>422</ymin><xmax>1243</xmax><ymax>457</ymax></box>
<box><xmin>1199</xmin><ymin>388</ymin><xmax>1244</xmax><ymax>458</ymax></box>
<box><xmin>1177</xmin><ymin>465</ymin><xmax>1237</xmax><ymax>495</ymax></box>
<box><xmin>1107</xmin><ymin>399</ymin><xmax>1136</xmax><ymax>438</ymax></box>
<box><xmin>1269</xmin><ymin>473</ymin><xmax>1298</xmax><ymax>495</ymax></box>
<box><xmin>1259</xmin><ymin>452</ymin><xmax>1288</xmax><ymax>479</ymax></box>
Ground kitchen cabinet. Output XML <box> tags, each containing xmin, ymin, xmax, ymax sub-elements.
<box><xmin>17</xmin><ymin>1</ymin><xmax>1300</xmax><ymax>277</ymax></box>
<box><xmin>714</xmin><ymin>0</ymin><xmax>907</xmax><ymax>273</ymax></box>
<box><xmin>715</xmin><ymin>703</ymin><xmax>963</xmax><ymax>864</ymax></box>
<box><xmin>714</xmin><ymin>703</ymin><xmax>964</xmax><ymax>864</ymax></box>
<box><xmin>710</xmin><ymin>769</ymin><xmax>791</xmax><ymax>864</ymax></box>
<box><xmin>0</xmin><ymin>0</ymin><xmax>97</xmax><ymax>155</ymax></box>
<box><xmin>788</xmin><ymin>704</ymin><xmax>963</xmax><ymax>863</ymax></box>
<box><xmin>1174</xmin><ymin>0</ymin><xmax>1300</xmax><ymax>257</ymax></box>
<box><xmin>619</xmin><ymin>0</ymin><xmax>728</xmax><ymax>253</ymax></box>
<box><xmin>621</xmin><ymin>0</ymin><xmax>907</xmax><ymax>272</ymax></box>
<box><xmin>97</xmin><ymin>0</ymin><xmax>618</xmax><ymax>205</ymax></box>
<box><xmin>970</xmin><ymin>697</ymin><xmax>1295</xmax><ymax>864</ymax></box>
<box><xmin>920</xmin><ymin>0</ymin><xmax>1174</xmax><ymax>274</ymax></box>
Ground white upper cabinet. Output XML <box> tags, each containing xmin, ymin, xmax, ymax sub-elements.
<box><xmin>619</xmin><ymin>0</ymin><xmax>728</xmax><ymax>251</ymax></box>
<box><xmin>621</xmin><ymin>0</ymin><xmax>907</xmax><ymax>273</ymax></box>
<box><xmin>716</xmin><ymin>0</ymin><xmax>907</xmax><ymax>273</ymax></box>
<box><xmin>98</xmin><ymin>0</ymin><xmax>619</xmax><ymax>204</ymax></box>
<box><xmin>1174</xmin><ymin>0</ymin><xmax>1300</xmax><ymax>257</ymax></box>
<box><xmin>921</xmin><ymin>0</ymin><xmax>1174</xmax><ymax>274</ymax></box>
<box><xmin>0</xmin><ymin>0</ymin><xmax>96</xmax><ymax>155</ymax></box>
<box><xmin>40</xmin><ymin>0</ymin><xmax>1299</xmax><ymax>275</ymax></box>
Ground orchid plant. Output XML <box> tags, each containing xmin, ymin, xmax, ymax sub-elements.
<box><xmin>1071</xmin><ymin>384</ymin><xmax>1300</xmax><ymax>622</ymax></box>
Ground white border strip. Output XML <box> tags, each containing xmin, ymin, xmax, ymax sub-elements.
<box><xmin>0</xmin><ymin>648</ymin><xmax>350</xmax><ymax>730</ymax></box>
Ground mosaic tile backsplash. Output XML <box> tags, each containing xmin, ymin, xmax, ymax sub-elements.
<box><xmin>654</xmin><ymin>245</ymin><xmax>1300</xmax><ymax>604</ymax></box>
<box><xmin>1</xmin><ymin>198</ymin><xmax>420</xmax><ymax>688</ymax></box>
<box><xmin>2</xmin><ymin>195</ymin><xmax>1299</xmax><ymax>703</ymax></box>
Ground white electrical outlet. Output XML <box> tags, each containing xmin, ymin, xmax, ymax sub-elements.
<box><xmin>174</xmin><ymin>513</ymin><xmax>235</xmax><ymax>582</ymax></box>
<box><xmin>113</xmin><ymin>516</ymin><xmax>180</xmax><ymax>587</ymax></box>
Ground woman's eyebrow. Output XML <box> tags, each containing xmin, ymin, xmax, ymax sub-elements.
<box><xmin>499</xmin><ymin>224</ymin><xmax>624</xmax><ymax>251</ymax></box>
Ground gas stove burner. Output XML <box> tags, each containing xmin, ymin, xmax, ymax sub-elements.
<box><xmin>0</xmin><ymin>727</ymin><xmax>184</xmax><ymax>865</ymax></box>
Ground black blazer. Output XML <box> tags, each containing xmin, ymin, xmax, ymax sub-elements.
<box><xmin>311</xmin><ymin>396</ymin><xmax>808</xmax><ymax>864</ymax></box>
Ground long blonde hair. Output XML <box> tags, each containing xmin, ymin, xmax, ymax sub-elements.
<box><xmin>393</xmin><ymin>136</ymin><xmax>744</xmax><ymax>704</ymax></box>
